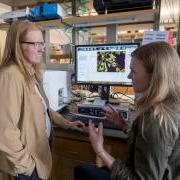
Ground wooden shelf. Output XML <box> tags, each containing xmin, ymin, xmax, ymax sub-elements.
<box><xmin>50</xmin><ymin>54</ymin><xmax>71</xmax><ymax>59</ymax></box>
<box><xmin>0</xmin><ymin>9</ymin><xmax>158</xmax><ymax>30</ymax></box>
<box><xmin>38</xmin><ymin>9</ymin><xmax>158</xmax><ymax>28</ymax></box>
<box><xmin>63</xmin><ymin>9</ymin><xmax>158</xmax><ymax>27</ymax></box>
<box><xmin>45</xmin><ymin>63</ymin><xmax>74</xmax><ymax>71</ymax></box>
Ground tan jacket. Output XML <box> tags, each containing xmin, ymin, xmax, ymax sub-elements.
<box><xmin>0</xmin><ymin>64</ymin><xmax>70</xmax><ymax>179</ymax></box>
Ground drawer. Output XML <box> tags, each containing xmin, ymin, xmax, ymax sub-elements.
<box><xmin>52</xmin><ymin>137</ymin><xmax>96</xmax><ymax>162</ymax></box>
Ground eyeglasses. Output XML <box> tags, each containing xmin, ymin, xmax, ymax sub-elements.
<box><xmin>20</xmin><ymin>41</ymin><xmax>46</xmax><ymax>48</ymax></box>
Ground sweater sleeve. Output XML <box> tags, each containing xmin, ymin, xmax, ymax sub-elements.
<box><xmin>0</xmin><ymin>72</ymin><xmax>35</xmax><ymax>176</ymax></box>
<box><xmin>49</xmin><ymin>108</ymin><xmax>70</xmax><ymax>129</ymax></box>
<box><xmin>111</xmin><ymin>113</ymin><xmax>178</xmax><ymax>180</ymax></box>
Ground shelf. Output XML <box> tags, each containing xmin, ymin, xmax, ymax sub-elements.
<box><xmin>63</xmin><ymin>9</ymin><xmax>158</xmax><ymax>27</ymax></box>
<box><xmin>91</xmin><ymin>32</ymin><xmax>144</xmax><ymax>38</ymax></box>
<box><xmin>37</xmin><ymin>9</ymin><xmax>158</xmax><ymax>28</ymax></box>
<box><xmin>50</xmin><ymin>54</ymin><xmax>71</xmax><ymax>59</ymax></box>
<box><xmin>50</xmin><ymin>54</ymin><xmax>72</xmax><ymax>65</ymax></box>
<box><xmin>36</xmin><ymin>19</ymin><xmax>66</xmax><ymax>29</ymax></box>
<box><xmin>0</xmin><ymin>19</ymin><xmax>66</xmax><ymax>30</ymax></box>
<box><xmin>0</xmin><ymin>9</ymin><xmax>158</xmax><ymax>30</ymax></box>
<box><xmin>46</xmin><ymin>63</ymin><xmax>74</xmax><ymax>72</ymax></box>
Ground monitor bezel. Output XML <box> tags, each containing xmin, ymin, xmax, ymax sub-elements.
<box><xmin>75</xmin><ymin>43</ymin><xmax>140</xmax><ymax>86</ymax></box>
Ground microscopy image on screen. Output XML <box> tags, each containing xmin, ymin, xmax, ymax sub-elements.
<box><xmin>76</xmin><ymin>43</ymin><xmax>139</xmax><ymax>85</ymax></box>
<box><xmin>97</xmin><ymin>51</ymin><xmax>125</xmax><ymax>72</ymax></box>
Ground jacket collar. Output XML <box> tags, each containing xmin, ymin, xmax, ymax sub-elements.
<box><xmin>26</xmin><ymin>66</ymin><xmax>35</xmax><ymax>76</ymax></box>
<box><xmin>23</xmin><ymin>61</ymin><xmax>35</xmax><ymax>76</ymax></box>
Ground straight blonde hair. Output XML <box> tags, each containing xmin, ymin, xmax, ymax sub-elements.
<box><xmin>1</xmin><ymin>20</ymin><xmax>44</xmax><ymax>88</ymax></box>
<box><xmin>132</xmin><ymin>42</ymin><xmax>180</xmax><ymax>133</ymax></box>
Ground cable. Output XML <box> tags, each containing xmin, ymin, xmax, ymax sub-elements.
<box><xmin>111</xmin><ymin>86</ymin><xmax>128</xmax><ymax>98</ymax></box>
<box><xmin>111</xmin><ymin>87</ymin><xmax>135</xmax><ymax>101</ymax></box>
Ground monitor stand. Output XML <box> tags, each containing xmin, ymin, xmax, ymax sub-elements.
<box><xmin>99</xmin><ymin>85</ymin><xmax>110</xmax><ymax>103</ymax></box>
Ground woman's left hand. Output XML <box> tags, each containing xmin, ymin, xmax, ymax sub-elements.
<box><xmin>88</xmin><ymin>120</ymin><xmax>104</xmax><ymax>154</ymax></box>
<box><xmin>68</xmin><ymin>121</ymin><xmax>85</xmax><ymax>132</ymax></box>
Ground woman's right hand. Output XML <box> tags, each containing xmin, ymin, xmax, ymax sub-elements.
<box><xmin>88</xmin><ymin>120</ymin><xmax>104</xmax><ymax>154</ymax></box>
<box><xmin>103</xmin><ymin>104</ymin><xmax>127</xmax><ymax>129</ymax></box>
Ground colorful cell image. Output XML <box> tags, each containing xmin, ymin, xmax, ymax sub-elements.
<box><xmin>97</xmin><ymin>51</ymin><xmax>125</xmax><ymax>72</ymax></box>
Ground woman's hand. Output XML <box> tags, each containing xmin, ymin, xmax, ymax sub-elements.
<box><xmin>88</xmin><ymin>120</ymin><xmax>105</xmax><ymax>154</ymax></box>
<box><xmin>89</xmin><ymin>120</ymin><xmax>115</xmax><ymax>169</ymax></box>
<box><xmin>68</xmin><ymin>121</ymin><xmax>85</xmax><ymax>132</ymax></box>
<box><xmin>103</xmin><ymin>104</ymin><xmax>127</xmax><ymax>129</ymax></box>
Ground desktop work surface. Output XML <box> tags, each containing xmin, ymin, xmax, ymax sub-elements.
<box><xmin>51</xmin><ymin>103</ymin><xmax>129</xmax><ymax>180</ymax></box>
<box><xmin>58</xmin><ymin>101</ymin><xmax>132</xmax><ymax>132</ymax></box>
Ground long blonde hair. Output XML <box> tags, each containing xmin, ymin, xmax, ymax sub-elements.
<box><xmin>132</xmin><ymin>42</ymin><xmax>180</xmax><ymax>132</ymax></box>
<box><xmin>1</xmin><ymin>20</ymin><xmax>44</xmax><ymax>87</ymax></box>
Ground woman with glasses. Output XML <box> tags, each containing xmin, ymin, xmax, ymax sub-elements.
<box><xmin>0</xmin><ymin>20</ymin><xmax>85</xmax><ymax>180</ymax></box>
<box><xmin>75</xmin><ymin>41</ymin><xmax>180</xmax><ymax>180</ymax></box>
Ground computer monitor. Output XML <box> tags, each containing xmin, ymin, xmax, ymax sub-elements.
<box><xmin>75</xmin><ymin>43</ymin><xmax>139</xmax><ymax>101</ymax></box>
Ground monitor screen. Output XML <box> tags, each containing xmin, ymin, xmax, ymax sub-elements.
<box><xmin>75</xmin><ymin>43</ymin><xmax>139</xmax><ymax>86</ymax></box>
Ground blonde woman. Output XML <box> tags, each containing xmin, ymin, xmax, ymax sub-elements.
<box><xmin>0</xmin><ymin>20</ymin><xmax>84</xmax><ymax>180</ymax></box>
<box><xmin>75</xmin><ymin>42</ymin><xmax>180</xmax><ymax>180</ymax></box>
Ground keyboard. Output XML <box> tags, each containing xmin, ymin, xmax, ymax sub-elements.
<box><xmin>69</xmin><ymin>112</ymin><xmax>106</xmax><ymax>125</ymax></box>
<box><xmin>56</xmin><ymin>104</ymin><xmax>68</xmax><ymax>112</ymax></box>
<box><xmin>69</xmin><ymin>112</ymin><xmax>121</xmax><ymax>130</ymax></box>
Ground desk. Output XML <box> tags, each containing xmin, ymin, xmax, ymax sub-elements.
<box><xmin>51</xmin><ymin>126</ymin><xmax>128</xmax><ymax>180</ymax></box>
